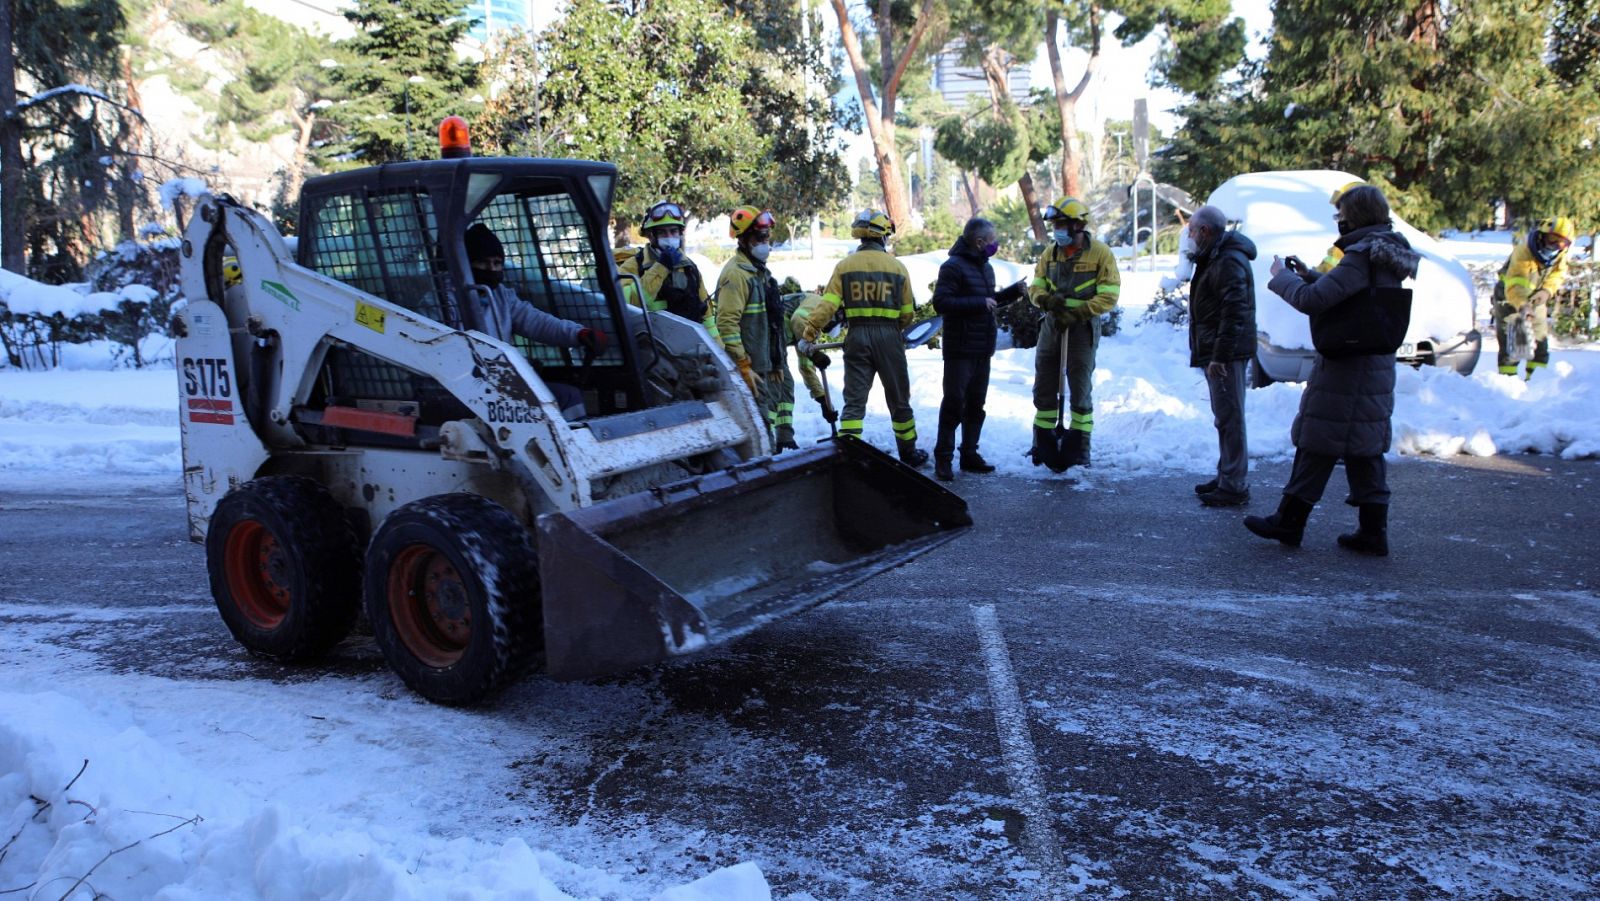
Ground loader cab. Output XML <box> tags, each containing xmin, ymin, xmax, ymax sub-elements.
<box><xmin>295</xmin><ymin>158</ymin><xmax>645</xmax><ymax>418</ymax></box>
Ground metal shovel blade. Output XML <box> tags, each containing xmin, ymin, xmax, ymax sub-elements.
<box><xmin>536</xmin><ymin>438</ymin><xmax>972</xmax><ymax>679</ymax></box>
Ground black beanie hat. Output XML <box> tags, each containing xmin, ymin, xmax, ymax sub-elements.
<box><xmin>465</xmin><ymin>223</ymin><xmax>504</xmax><ymax>261</ymax></box>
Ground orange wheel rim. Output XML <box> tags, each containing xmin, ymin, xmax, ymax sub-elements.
<box><xmin>387</xmin><ymin>545</ymin><xmax>471</xmax><ymax>668</ymax></box>
<box><xmin>224</xmin><ymin>519</ymin><xmax>292</xmax><ymax>629</ymax></box>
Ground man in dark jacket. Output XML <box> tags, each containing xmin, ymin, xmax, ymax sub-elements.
<box><xmin>929</xmin><ymin>217</ymin><xmax>1026</xmax><ymax>481</ymax></box>
<box><xmin>1185</xmin><ymin>205</ymin><xmax>1258</xmax><ymax>507</ymax></box>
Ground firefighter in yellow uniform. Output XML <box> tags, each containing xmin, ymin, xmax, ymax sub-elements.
<box><xmin>618</xmin><ymin>200</ymin><xmax>719</xmax><ymax>344</ymax></box>
<box><xmin>793</xmin><ymin>210</ymin><xmax>925</xmax><ymax>467</ymax></box>
<box><xmin>1318</xmin><ymin>181</ymin><xmax>1365</xmax><ymax>273</ymax></box>
<box><xmin>715</xmin><ymin>207</ymin><xmax>786</xmax><ymax>444</ymax></box>
<box><xmin>1029</xmin><ymin>198</ymin><xmax>1119</xmax><ymax>468</ymax></box>
<box><xmin>1495</xmin><ymin>217</ymin><xmax>1575</xmax><ymax>378</ymax></box>
<box><xmin>785</xmin><ymin>292</ymin><xmax>839</xmax><ymax>436</ymax></box>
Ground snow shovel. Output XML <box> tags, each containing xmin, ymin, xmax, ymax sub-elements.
<box><xmin>1506</xmin><ymin>311</ymin><xmax>1533</xmax><ymax>364</ymax></box>
<box><xmin>1030</xmin><ymin>327</ymin><xmax>1080</xmax><ymax>473</ymax></box>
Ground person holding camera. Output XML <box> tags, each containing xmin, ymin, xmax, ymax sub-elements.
<box><xmin>1244</xmin><ymin>185</ymin><xmax>1419</xmax><ymax>557</ymax></box>
<box><xmin>1185</xmin><ymin>204</ymin><xmax>1257</xmax><ymax>508</ymax></box>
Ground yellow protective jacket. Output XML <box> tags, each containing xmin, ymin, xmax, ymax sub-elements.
<box><xmin>781</xmin><ymin>292</ymin><xmax>826</xmax><ymax>399</ymax></box>
<box><xmin>714</xmin><ymin>250</ymin><xmax>783</xmax><ymax>372</ymax></box>
<box><xmin>1029</xmin><ymin>237</ymin><xmax>1120</xmax><ymax>322</ymax></box>
<box><xmin>617</xmin><ymin>246</ymin><xmax>719</xmax><ymax>344</ymax></box>
<box><xmin>1317</xmin><ymin>245</ymin><xmax>1343</xmax><ymax>274</ymax></box>
<box><xmin>1499</xmin><ymin>238</ymin><xmax>1570</xmax><ymax>309</ymax></box>
<box><xmin>806</xmin><ymin>243</ymin><xmax>915</xmax><ymax>330</ymax></box>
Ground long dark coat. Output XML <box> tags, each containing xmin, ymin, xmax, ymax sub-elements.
<box><xmin>1266</xmin><ymin>223</ymin><xmax>1421</xmax><ymax>457</ymax></box>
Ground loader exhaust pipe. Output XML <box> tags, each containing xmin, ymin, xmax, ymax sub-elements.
<box><xmin>536</xmin><ymin>439</ymin><xmax>971</xmax><ymax>679</ymax></box>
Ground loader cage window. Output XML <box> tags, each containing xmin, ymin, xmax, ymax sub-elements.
<box><xmin>302</xmin><ymin>189</ymin><xmax>449</xmax><ymax>323</ymax></box>
<box><xmin>472</xmin><ymin>190</ymin><xmax>622</xmax><ymax>369</ymax></box>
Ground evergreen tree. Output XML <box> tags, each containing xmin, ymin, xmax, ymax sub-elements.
<box><xmin>1161</xmin><ymin>0</ymin><xmax>1600</xmax><ymax>230</ymax></box>
<box><xmin>320</xmin><ymin>0</ymin><xmax>480</xmax><ymax>166</ymax></box>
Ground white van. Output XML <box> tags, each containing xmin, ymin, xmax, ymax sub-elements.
<box><xmin>1206</xmin><ymin>170</ymin><xmax>1482</xmax><ymax>383</ymax></box>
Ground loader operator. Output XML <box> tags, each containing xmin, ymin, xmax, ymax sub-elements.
<box><xmin>1029</xmin><ymin>197</ymin><xmax>1119</xmax><ymax>469</ymax></box>
<box><xmin>466</xmin><ymin>223</ymin><xmax>609</xmax><ymax>417</ymax></box>
<box><xmin>1495</xmin><ymin>216</ymin><xmax>1575</xmax><ymax>379</ymax></box>
<box><xmin>795</xmin><ymin>209</ymin><xmax>927</xmax><ymax>469</ymax></box>
<box><xmin>714</xmin><ymin>206</ymin><xmax>788</xmax><ymax>443</ymax></box>
<box><xmin>618</xmin><ymin>200</ymin><xmax>720</xmax><ymax>344</ymax></box>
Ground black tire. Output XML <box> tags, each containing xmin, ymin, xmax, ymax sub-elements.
<box><xmin>206</xmin><ymin>476</ymin><xmax>362</xmax><ymax>659</ymax></box>
<box><xmin>1249</xmin><ymin>352</ymin><xmax>1274</xmax><ymax>388</ymax></box>
<box><xmin>364</xmin><ymin>494</ymin><xmax>540</xmax><ymax>705</ymax></box>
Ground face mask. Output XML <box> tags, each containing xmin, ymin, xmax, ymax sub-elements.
<box><xmin>472</xmin><ymin>266</ymin><xmax>503</xmax><ymax>288</ymax></box>
<box><xmin>1179</xmin><ymin>229</ymin><xmax>1199</xmax><ymax>260</ymax></box>
<box><xmin>982</xmin><ymin>241</ymin><xmax>1000</xmax><ymax>258</ymax></box>
<box><xmin>1336</xmin><ymin>220</ymin><xmax>1352</xmax><ymax>236</ymax></box>
<box><xmin>656</xmin><ymin>237</ymin><xmax>682</xmax><ymax>252</ymax></box>
<box><xmin>1052</xmin><ymin>229</ymin><xmax>1073</xmax><ymax>247</ymax></box>
<box><xmin>749</xmin><ymin>243</ymin><xmax>772</xmax><ymax>262</ymax></box>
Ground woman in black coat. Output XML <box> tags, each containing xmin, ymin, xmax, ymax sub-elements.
<box><xmin>929</xmin><ymin>217</ymin><xmax>1025</xmax><ymax>481</ymax></box>
<box><xmin>1244</xmin><ymin>185</ymin><xmax>1420</xmax><ymax>556</ymax></box>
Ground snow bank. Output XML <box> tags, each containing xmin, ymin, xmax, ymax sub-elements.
<box><xmin>0</xmin><ymin>687</ymin><xmax>770</xmax><ymax>900</ymax></box>
<box><xmin>0</xmin><ymin>269</ymin><xmax>163</xmax><ymax>318</ymax></box>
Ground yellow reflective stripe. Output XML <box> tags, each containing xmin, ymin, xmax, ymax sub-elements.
<box><xmin>1096</xmin><ymin>284</ymin><xmax>1120</xmax><ymax>296</ymax></box>
<box><xmin>1064</xmin><ymin>299</ymin><xmax>1087</xmax><ymax>308</ymax></box>
<box><xmin>1033</xmin><ymin>410</ymin><xmax>1058</xmax><ymax>429</ymax></box>
<box><xmin>891</xmin><ymin>419</ymin><xmax>916</xmax><ymax>435</ymax></box>
<box><xmin>845</xmin><ymin>308</ymin><xmax>901</xmax><ymax>318</ymax></box>
<box><xmin>900</xmin><ymin>304</ymin><xmax>914</xmax><ymax>317</ymax></box>
<box><xmin>823</xmin><ymin>292</ymin><xmax>843</xmax><ymax>307</ymax></box>
<box><xmin>1031</xmin><ymin>277</ymin><xmax>1053</xmax><ymax>290</ymax></box>
<box><xmin>840</xmin><ymin>419</ymin><xmax>864</xmax><ymax>436</ymax></box>
<box><xmin>1069</xmin><ymin>411</ymin><xmax>1093</xmax><ymax>433</ymax></box>
<box><xmin>1501</xmin><ymin>275</ymin><xmax>1531</xmax><ymax>288</ymax></box>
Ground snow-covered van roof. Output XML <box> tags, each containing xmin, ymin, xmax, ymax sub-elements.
<box><xmin>1205</xmin><ymin>170</ymin><xmax>1478</xmax><ymax>350</ymax></box>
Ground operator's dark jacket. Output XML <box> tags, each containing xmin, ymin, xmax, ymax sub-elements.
<box><xmin>931</xmin><ymin>240</ymin><xmax>1000</xmax><ymax>358</ymax></box>
<box><xmin>1267</xmin><ymin>223</ymin><xmax>1421</xmax><ymax>458</ymax></box>
<box><xmin>1188</xmin><ymin>230</ymin><xmax>1258</xmax><ymax>367</ymax></box>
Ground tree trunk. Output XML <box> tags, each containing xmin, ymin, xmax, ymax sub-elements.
<box><xmin>959</xmin><ymin>170</ymin><xmax>979</xmax><ymax>219</ymax></box>
<box><xmin>979</xmin><ymin>47</ymin><xmax>1045</xmax><ymax>240</ymax></box>
<box><xmin>0</xmin><ymin>0</ymin><xmax>27</xmax><ymax>273</ymax></box>
<box><xmin>1044</xmin><ymin>6</ymin><xmax>1101</xmax><ymax>200</ymax></box>
<box><xmin>830</xmin><ymin>0</ymin><xmax>936</xmax><ymax>230</ymax></box>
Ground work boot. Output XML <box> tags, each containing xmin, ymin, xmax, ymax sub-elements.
<box><xmin>1337</xmin><ymin>503</ymin><xmax>1389</xmax><ymax>556</ymax></box>
<box><xmin>959</xmin><ymin>451</ymin><xmax>995</xmax><ymax>473</ymax></box>
<box><xmin>1200</xmin><ymin>487</ymin><xmax>1250</xmax><ymax>507</ymax></box>
<box><xmin>1029</xmin><ymin>426</ymin><xmax>1053</xmax><ymax>467</ymax></box>
<box><xmin>1244</xmin><ymin>495</ymin><xmax>1314</xmax><ymax>547</ymax></box>
<box><xmin>934</xmin><ymin>457</ymin><xmax>954</xmax><ymax>481</ymax></box>
<box><xmin>1074</xmin><ymin>434</ymin><xmax>1092</xmax><ymax>467</ymax></box>
<box><xmin>1194</xmin><ymin>478</ymin><xmax>1218</xmax><ymax>495</ymax></box>
<box><xmin>899</xmin><ymin>446</ymin><xmax>929</xmax><ymax>469</ymax></box>
<box><xmin>775</xmin><ymin>437</ymin><xmax>799</xmax><ymax>452</ymax></box>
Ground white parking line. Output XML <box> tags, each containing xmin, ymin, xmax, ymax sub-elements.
<box><xmin>971</xmin><ymin>603</ymin><xmax>1074</xmax><ymax>901</ymax></box>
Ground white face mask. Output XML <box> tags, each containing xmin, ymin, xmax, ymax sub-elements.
<box><xmin>1052</xmin><ymin>229</ymin><xmax>1073</xmax><ymax>247</ymax></box>
<box><xmin>750</xmin><ymin>243</ymin><xmax>772</xmax><ymax>262</ymax></box>
<box><xmin>656</xmin><ymin>237</ymin><xmax>681</xmax><ymax>252</ymax></box>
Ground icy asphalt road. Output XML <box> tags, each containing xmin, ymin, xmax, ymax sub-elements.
<box><xmin>2</xmin><ymin>455</ymin><xmax>1598</xmax><ymax>899</ymax></box>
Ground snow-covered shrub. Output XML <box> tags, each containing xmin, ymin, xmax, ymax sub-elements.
<box><xmin>0</xmin><ymin>239</ymin><xmax>181</xmax><ymax>369</ymax></box>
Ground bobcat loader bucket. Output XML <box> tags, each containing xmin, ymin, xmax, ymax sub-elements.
<box><xmin>537</xmin><ymin>439</ymin><xmax>972</xmax><ymax>679</ymax></box>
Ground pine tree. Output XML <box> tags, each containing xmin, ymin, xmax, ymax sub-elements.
<box><xmin>320</xmin><ymin>0</ymin><xmax>480</xmax><ymax>166</ymax></box>
<box><xmin>1160</xmin><ymin>0</ymin><xmax>1600</xmax><ymax>230</ymax></box>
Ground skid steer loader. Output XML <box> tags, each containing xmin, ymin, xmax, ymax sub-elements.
<box><xmin>173</xmin><ymin>137</ymin><xmax>970</xmax><ymax>705</ymax></box>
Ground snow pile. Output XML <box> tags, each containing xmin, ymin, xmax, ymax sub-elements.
<box><xmin>0</xmin><ymin>369</ymin><xmax>181</xmax><ymax>485</ymax></box>
<box><xmin>0</xmin><ymin>688</ymin><xmax>771</xmax><ymax>900</ymax></box>
<box><xmin>158</xmin><ymin>177</ymin><xmax>210</xmax><ymax>211</ymax></box>
<box><xmin>0</xmin><ymin>270</ymin><xmax>119</xmax><ymax>319</ymax></box>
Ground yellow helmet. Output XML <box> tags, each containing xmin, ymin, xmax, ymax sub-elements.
<box><xmin>641</xmin><ymin>200</ymin><xmax>686</xmax><ymax>233</ymax></box>
<box><xmin>729</xmin><ymin>206</ymin><xmax>775</xmax><ymax>239</ymax></box>
<box><xmin>1536</xmin><ymin>216</ymin><xmax>1577</xmax><ymax>243</ymax></box>
<box><xmin>850</xmin><ymin>209</ymin><xmax>895</xmax><ymax>240</ymax></box>
<box><xmin>1043</xmin><ymin>197</ymin><xmax>1090</xmax><ymax>222</ymax></box>
<box><xmin>1329</xmin><ymin>181</ymin><xmax>1364</xmax><ymax>206</ymax></box>
<box><xmin>222</xmin><ymin>256</ymin><xmax>242</xmax><ymax>288</ymax></box>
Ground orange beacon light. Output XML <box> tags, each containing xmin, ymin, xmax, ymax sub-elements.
<box><xmin>439</xmin><ymin>116</ymin><xmax>472</xmax><ymax>159</ymax></box>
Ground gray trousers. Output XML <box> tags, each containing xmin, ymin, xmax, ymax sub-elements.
<box><xmin>1204</xmin><ymin>361</ymin><xmax>1250</xmax><ymax>492</ymax></box>
<box><xmin>1032</xmin><ymin>316</ymin><xmax>1098</xmax><ymax>432</ymax></box>
<box><xmin>841</xmin><ymin>323</ymin><xmax>917</xmax><ymax>448</ymax></box>
<box><xmin>1284</xmin><ymin>448</ymin><xmax>1391</xmax><ymax>506</ymax></box>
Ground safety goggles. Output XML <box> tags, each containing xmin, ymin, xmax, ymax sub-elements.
<box><xmin>751</xmin><ymin>210</ymin><xmax>776</xmax><ymax>230</ymax></box>
<box><xmin>647</xmin><ymin>201</ymin><xmax>686</xmax><ymax>222</ymax></box>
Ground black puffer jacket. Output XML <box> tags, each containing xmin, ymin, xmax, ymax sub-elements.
<box><xmin>931</xmin><ymin>239</ymin><xmax>998</xmax><ymax>358</ymax></box>
<box><xmin>1267</xmin><ymin>223</ymin><xmax>1421</xmax><ymax>457</ymax></box>
<box><xmin>1188</xmin><ymin>230</ymin><xmax>1258</xmax><ymax>367</ymax></box>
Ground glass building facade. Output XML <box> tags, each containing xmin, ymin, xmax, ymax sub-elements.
<box><xmin>465</xmin><ymin>0</ymin><xmax>532</xmax><ymax>41</ymax></box>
